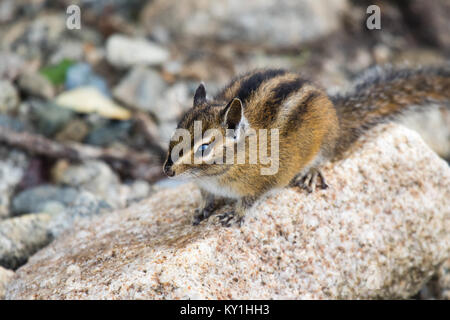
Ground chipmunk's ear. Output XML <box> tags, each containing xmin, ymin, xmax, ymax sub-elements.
<box><xmin>193</xmin><ymin>83</ymin><xmax>206</xmax><ymax>107</ymax></box>
<box><xmin>222</xmin><ymin>98</ymin><xmax>244</xmax><ymax>130</ymax></box>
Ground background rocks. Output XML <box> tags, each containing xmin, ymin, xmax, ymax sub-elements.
<box><xmin>0</xmin><ymin>147</ymin><xmax>28</xmax><ymax>219</ymax></box>
<box><xmin>0</xmin><ymin>213</ymin><xmax>53</xmax><ymax>270</ymax></box>
<box><xmin>0</xmin><ymin>267</ymin><xmax>14</xmax><ymax>300</ymax></box>
<box><xmin>140</xmin><ymin>0</ymin><xmax>349</xmax><ymax>48</ymax></box>
<box><xmin>106</xmin><ymin>34</ymin><xmax>170</xmax><ymax>68</ymax></box>
<box><xmin>0</xmin><ymin>80</ymin><xmax>20</xmax><ymax>114</ymax></box>
<box><xmin>5</xmin><ymin>125</ymin><xmax>450</xmax><ymax>299</ymax></box>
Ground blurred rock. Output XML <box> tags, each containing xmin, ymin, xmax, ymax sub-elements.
<box><xmin>54</xmin><ymin>87</ymin><xmax>131</xmax><ymax>120</ymax></box>
<box><xmin>10</xmin><ymin>183</ymin><xmax>112</xmax><ymax>239</ymax></box>
<box><xmin>399</xmin><ymin>107</ymin><xmax>450</xmax><ymax>160</ymax></box>
<box><xmin>65</xmin><ymin>63</ymin><xmax>110</xmax><ymax>96</ymax></box>
<box><xmin>159</xmin><ymin>82</ymin><xmax>191</xmax><ymax>121</ymax></box>
<box><xmin>52</xmin><ymin>160</ymin><xmax>123</xmax><ymax>209</ymax></box>
<box><xmin>18</xmin><ymin>72</ymin><xmax>55</xmax><ymax>100</ymax></box>
<box><xmin>49</xmin><ymin>40</ymin><xmax>85</xmax><ymax>65</ymax></box>
<box><xmin>54</xmin><ymin>118</ymin><xmax>90</xmax><ymax>142</ymax></box>
<box><xmin>0</xmin><ymin>0</ymin><xmax>16</xmax><ymax>24</ymax></box>
<box><xmin>0</xmin><ymin>80</ymin><xmax>20</xmax><ymax>114</ymax></box>
<box><xmin>0</xmin><ymin>213</ymin><xmax>53</xmax><ymax>270</ymax></box>
<box><xmin>0</xmin><ymin>114</ymin><xmax>25</xmax><ymax>131</ymax></box>
<box><xmin>11</xmin><ymin>185</ymin><xmax>80</xmax><ymax>216</ymax></box>
<box><xmin>5</xmin><ymin>124</ymin><xmax>450</xmax><ymax>299</ymax></box>
<box><xmin>29</xmin><ymin>100</ymin><xmax>74</xmax><ymax>137</ymax></box>
<box><xmin>403</xmin><ymin>0</ymin><xmax>450</xmax><ymax>50</ymax></box>
<box><xmin>85</xmin><ymin>120</ymin><xmax>132</xmax><ymax>147</ymax></box>
<box><xmin>0</xmin><ymin>266</ymin><xmax>14</xmax><ymax>300</ymax></box>
<box><xmin>5</xmin><ymin>13</ymin><xmax>66</xmax><ymax>61</ymax></box>
<box><xmin>113</xmin><ymin>67</ymin><xmax>169</xmax><ymax>120</ymax></box>
<box><xmin>46</xmin><ymin>190</ymin><xmax>112</xmax><ymax>237</ymax></box>
<box><xmin>141</xmin><ymin>0</ymin><xmax>349</xmax><ymax>48</ymax></box>
<box><xmin>122</xmin><ymin>180</ymin><xmax>153</xmax><ymax>206</ymax></box>
<box><xmin>0</xmin><ymin>51</ymin><xmax>25</xmax><ymax>80</ymax></box>
<box><xmin>436</xmin><ymin>259</ymin><xmax>450</xmax><ymax>299</ymax></box>
<box><xmin>105</xmin><ymin>34</ymin><xmax>170</xmax><ymax>68</ymax></box>
<box><xmin>158</xmin><ymin>121</ymin><xmax>178</xmax><ymax>147</ymax></box>
<box><xmin>418</xmin><ymin>258</ymin><xmax>450</xmax><ymax>299</ymax></box>
<box><xmin>0</xmin><ymin>147</ymin><xmax>28</xmax><ymax>219</ymax></box>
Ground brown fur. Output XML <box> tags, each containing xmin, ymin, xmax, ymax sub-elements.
<box><xmin>164</xmin><ymin>66</ymin><xmax>450</xmax><ymax>225</ymax></box>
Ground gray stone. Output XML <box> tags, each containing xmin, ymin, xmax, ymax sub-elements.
<box><xmin>113</xmin><ymin>67</ymin><xmax>169</xmax><ymax>120</ymax></box>
<box><xmin>0</xmin><ymin>213</ymin><xmax>53</xmax><ymax>270</ymax></box>
<box><xmin>0</xmin><ymin>51</ymin><xmax>25</xmax><ymax>80</ymax></box>
<box><xmin>0</xmin><ymin>147</ymin><xmax>29</xmax><ymax>219</ymax></box>
<box><xmin>5</xmin><ymin>124</ymin><xmax>449</xmax><ymax>299</ymax></box>
<box><xmin>106</xmin><ymin>34</ymin><xmax>169</xmax><ymax>68</ymax></box>
<box><xmin>123</xmin><ymin>180</ymin><xmax>153</xmax><ymax>206</ymax></box>
<box><xmin>0</xmin><ymin>80</ymin><xmax>20</xmax><ymax>114</ymax></box>
<box><xmin>46</xmin><ymin>190</ymin><xmax>112</xmax><ymax>238</ymax></box>
<box><xmin>18</xmin><ymin>72</ymin><xmax>55</xmax><ymax>100</ymax></box>
<box><xmin>52</xmin><ymin>161</ymin><xmax>123</xmax><ymax>209</ymax></box>
<box><xmin>48</xmin><ymin>40</ymin><xmax>85</xmax><ymax>65</ymax></box>
<box><xmin>399</xmin><ymin>106</ymin><xmax>450</xmax><ymax>160</ymax></box>
<box><xmin>0</xmin><ymin>0</ymin><xmax>16</xmax><ymax>24</ymax></box>
<box><xmin>11</xmin><ymin>185</ymin><xmax>79</xmax><ymax>216</ymax></box>
<box><xmin>0</xmin><ymin>114</ymin><xmax>25</xmax><ymax>132</ymax></box>
<box><xmin>84</xmin><ymin>120</ymin><xmax>132</xmax><ymax>147</ymax></box>
<box><xmin>29</xmin><ymin>100</ymin><xmax>75</xmax><ymax>137</ymax></box>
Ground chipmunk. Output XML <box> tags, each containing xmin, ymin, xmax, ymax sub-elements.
<box><xmin>163</xmin><ymin>66</ymin><xmax>450</xmax><ymax>226</ymax></box>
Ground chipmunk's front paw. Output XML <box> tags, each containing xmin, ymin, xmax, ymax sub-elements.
<box><xmin>192</xmin><ymin>208</ymin><xmax>213</xmax><ymax>226</ymax></box>
<box><xmin>218</xmin><ymin>211</ymin><xmax>244</xmax><ymax>227</ymax></box>
<box><xmin>291</xmin><ymin>168</ymin><xmax>328</xmax><ymax>193</ymax></box>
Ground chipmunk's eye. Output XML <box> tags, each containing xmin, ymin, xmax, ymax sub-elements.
<box><xmin>196</xmin><ymin>143</ymin><xmax>210</xmax><ymax>156</ymax></box>
<box><xmin>200</xmin><ymin>143</ymin><xmax>209</xmax><ymax>152</ymax></box>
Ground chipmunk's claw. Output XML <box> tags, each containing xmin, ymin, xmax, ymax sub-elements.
<box><xmin>218</xmin><ymin>211</ymin><xmax>244</xmax><ymax>227</ymax></box>
<box><xmin>292</xmin><ymin>168</ymin><xmax>328</xmax><ymax>193</ymax></box>
<box><xmin>192</xmin><ymin>208</ymin><xmax>213</xmax><ymax>226</ymax></box>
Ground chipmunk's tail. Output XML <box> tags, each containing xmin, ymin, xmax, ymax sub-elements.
<box><xmin>331</xmin><ymin>65</ymin><xmax>450</xmax><ymax>156</ymax></box>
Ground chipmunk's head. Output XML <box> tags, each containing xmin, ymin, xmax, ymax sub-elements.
<box><xmin>163</xmin><ymin>83</ymin><xmax>249</xmax><ymax>179</ymax></box>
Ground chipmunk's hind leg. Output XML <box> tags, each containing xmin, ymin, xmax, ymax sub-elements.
<box><xmin>291</xmin><ymin>167</ymin><xmax>328</xmax><ymax>193</ymax></box>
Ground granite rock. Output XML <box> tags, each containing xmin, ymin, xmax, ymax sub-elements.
<box><xmin>5</xmin><ymin>124</ymin><xmax>450</xmax><ymax>299</ymax></box>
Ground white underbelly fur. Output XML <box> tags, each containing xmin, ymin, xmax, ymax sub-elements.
<box><xmin>196</xmin><ymin>177</ymin><xmax>241</xmax><ymax>199</ymax></box>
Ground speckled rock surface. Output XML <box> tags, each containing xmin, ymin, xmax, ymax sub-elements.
<box><xmin>5</xmin><ymin>124</ymin><xmax>450</xmax><ymax>299</ymax></box>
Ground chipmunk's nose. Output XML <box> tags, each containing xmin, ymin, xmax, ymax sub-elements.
<box><xmin>163</xmin><ymin>159</ymin><xmax>175</xmax><ymax>177</ymax></box>
<box><xmin>165</xmin><ymin>167</ymin><xmax>175</xmax><ymax>177</ymax></box>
